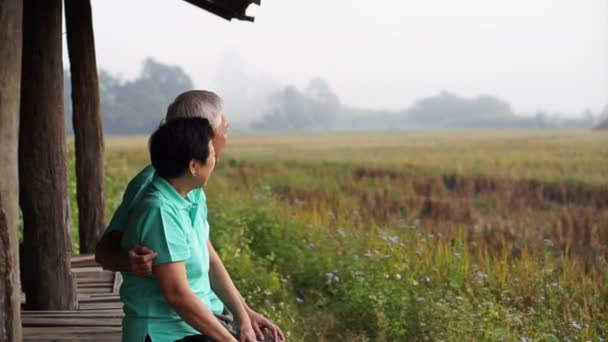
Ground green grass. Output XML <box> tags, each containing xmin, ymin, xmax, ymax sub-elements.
<box><xmin>66</xmin><ymin>130</ymin><xmax>608</xmax><ymax>341</ymax></box>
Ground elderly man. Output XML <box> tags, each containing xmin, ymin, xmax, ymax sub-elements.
<box><xmin>95</xmin><ymin>90</ymin><xmax>284</xmax><ymax>342</ymax></box>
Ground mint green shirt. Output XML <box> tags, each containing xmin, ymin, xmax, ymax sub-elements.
<box><xmin>103</xmin><ymin>166</ymin><xmax>224</xmax><ymax>341</ymax></box>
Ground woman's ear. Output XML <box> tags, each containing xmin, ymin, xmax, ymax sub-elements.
<box><xmin>188</xmin><ymin>159</ymin><xmax>197</xmax><ymax>177</ymax></box>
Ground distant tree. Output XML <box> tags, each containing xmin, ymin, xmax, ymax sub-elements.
<box><xmin>305</xmin><ymin>77</ymin><xmax>340</xmax><ymax>127</ymax></box>
<box><xmin>251</xmin><ymin>78</ymin><xmax>341</xmax><ymax>131</ymax></box>
<box><xmin>582</xmin><ymin>109</ymin><xmax>594</xmax><ymax>125</ymax></box>
<box><xmin>65</xmin><ymin>58</ymin><xmax>195</xmax><ymax>134</ymax></box>
<box><xmin>405</xmin><ymin>91</ymin><xmax>516</xmax><ymax>127</ymax></box>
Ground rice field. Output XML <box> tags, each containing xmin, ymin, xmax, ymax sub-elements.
<box><xmin>69</xmin><ymin>130</ymin><xmax>608</xmax><ymax>341</ymax></box>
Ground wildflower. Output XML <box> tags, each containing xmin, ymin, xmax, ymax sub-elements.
<box><xmin>477</xmin><ymin>272</ymin><xmax>488</xmax><ymax>280</ymax></box>
<box><xmin>325</xmin><ymin>271</ymin><xmax>340</xmax><ymax>285</ymax></box>
<box><xmin>416</xmin><ymin>249</ymin><xmax>423</xmax><ymax>257</ymax></box>
<box><xmin>422</xmin><ymin>276</ymin><xmax>431</xmax><ymax>284</ymax></box>
<box><xmin>295</xmin><ymin>297</ymin><xmax>304</xmax><ymax>304</ymax></box>
<box><xmin>395</xmin><ymin>274</ymin><xmax>402</xmax><ymax>280</ymax></box>
<box><xmin>569</xmin><ymin>320</ymin><xmax>582</xmax><ymax>330</ymax></box>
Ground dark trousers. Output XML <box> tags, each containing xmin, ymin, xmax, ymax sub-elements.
<box><xmin>144</xmin><ymin>309</ymin><xmax>237</xmax><ymax>342</ymax></box>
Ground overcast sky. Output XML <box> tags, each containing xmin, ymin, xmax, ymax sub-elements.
<box><xmin>76</xmin><ymin>0</ymin><xmax>608</xmax><ymax>117</ymax></box>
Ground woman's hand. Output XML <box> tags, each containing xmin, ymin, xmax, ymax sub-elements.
<box><xmin>238</xmin><ymin>319</ymin><xmax>257</xmax><ymax>342</ymax></box>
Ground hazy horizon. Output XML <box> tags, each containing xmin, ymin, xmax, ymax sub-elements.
<box><xmin>63</xmin><ymin>0</ymin><xmax>608</xmax><ymax>120</ymax></box>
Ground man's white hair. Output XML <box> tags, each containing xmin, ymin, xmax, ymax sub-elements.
<box><xmin>165</xmin><ymin>90</ymin><xmax>224</xmax><ymax>129</ymax></box>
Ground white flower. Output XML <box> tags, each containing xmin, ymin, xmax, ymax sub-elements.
<box><xmin>569</xmin><ymin>320</ymin><xmax>582</xmax><ymax>330</ymax></box>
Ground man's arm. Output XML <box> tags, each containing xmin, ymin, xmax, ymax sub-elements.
<box><xmin>95</xmin><ymin>231</ymin><xmax>157</xmax><ymax>276</ymax></box>
<box><xmin>208</xmin><ymin>241</ymin><xmax>285</xmax><ymax>342</ymax></box>
<box><xmin>207</xmin><ymin>241</ymin><xmax>255</xmax><ymax>337</ymax></box>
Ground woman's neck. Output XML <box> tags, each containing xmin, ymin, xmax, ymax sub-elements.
<box><xmin>167</xmin><ymin>177</ymin><xmax>194</xmax><ymax>198</ymax></box>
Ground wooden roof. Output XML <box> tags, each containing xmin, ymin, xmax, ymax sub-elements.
<box><xmin>183</xmin><ymin>0</ymin><xmax>261</xmax><ymax>21</ymax></box>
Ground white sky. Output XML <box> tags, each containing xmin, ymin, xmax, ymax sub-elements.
<box><xmin>74</xmin><ymin>0</ymin><xmax>608</xmax><ymax>117</ymax></box>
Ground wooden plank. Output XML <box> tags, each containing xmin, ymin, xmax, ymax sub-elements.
<box><xmin>22</xmin><ymin>317</ymin><xmax>121</xmax><ymax>327</ymax></box>
<box><xmin>77</xmin><ymin>288</ymin><xmax>112</xmax><ymax>295</ymax></box>
<box><xmin>24</xmin><ymin>326</ymin><xmax>121</xmax><ymax>333</ymax></box>
<box><xmin>78</xmin><ymin>297</ymin><xmax>121</xmax><ymax>304</ymax></box>
<box><xmin>24</xmin><ymin>337</ymin><xmax>119</xmax><ymax>342</ymax></box>
<box><xmin>22</xmin><ymin>310</ymin><xmax>122</xmax><ymax>316</ymax></box>
<box><xmin>79</xmin><ymin>302</ymin><xmax>123</xmax><ymax>310</ymax></box>
<box><xmin>20</xmin><ymin>260</ymin><xmax>125</xmax><ymax>339</ymax></box>
<box><xmin>77</xmin><ymin>283</ymin><xmax>113</xmax><ymax>289</ymax></box>
<box><xmin>75</xmin><ymin>271</ymin><xmax>115</xmax><ymax>284</ymax></box>
<box><xmin>112</xmin><ymin>272</ymin><xmax>123</xmax><ymax>293</ymax></box>
<box><xmin>22</xmin><ymin>313</ymin><xmax>122</xmax><ymax>320</ymax></box>
<box><xmin>23</xmin><ymin>326</ymin><xmax>121</xmax><ymax>341</ymax></box>
<box><xmin>70</xmin><ymin>254</ymin><xmax>95</xmax><ymax>264</ymax></box>
<box><xmin>72</xmin><ymin>266</ymin><xmax>104</xmax><ymax>273</ymax></box>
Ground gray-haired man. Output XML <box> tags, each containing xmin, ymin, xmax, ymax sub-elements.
<box><xmin>95</xmin><ymin>90</ymin><xmax>285</xmax><ymax>342</ymax></box>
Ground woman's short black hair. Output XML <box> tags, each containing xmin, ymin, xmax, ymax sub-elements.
<box><xmin>149</xmin><ymin>117</ymin><xmax>215</xmax><ymax>179</ymax></box>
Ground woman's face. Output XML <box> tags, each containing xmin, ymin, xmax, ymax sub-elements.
<box><xmin>192</xmin><ymin>140</ymin><xmax>216</xmax><ymax>186</ymax></box>
<box><xmin>212</xmin><ymin>115</ymin><xmax>228</xmax><ymax>162</ymax></box>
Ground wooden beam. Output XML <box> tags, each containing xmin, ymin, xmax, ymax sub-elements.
<box><xmin>20</xmin><ymin>0</ymin><xmax>77</xmax><ymax>310</ymax></box>
<box><xmin>0</xmin><ymin>0</ymin><xmax>23</xmax><ymax>339</ymax></box>
<box><xmin>183</xmin><ymin>0</ymin><xmax>257</xmax><ymax>21</ymax></box>
<box><xmin>65</xmin><ymin>0</ymin><xmax>105</xmax><ymax>254</ymax></box>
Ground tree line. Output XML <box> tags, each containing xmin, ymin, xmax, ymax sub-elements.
<box><xmin>64</xmin><ymin>59</ymin><xmax>603</xmax><ymax>134</ymax></box>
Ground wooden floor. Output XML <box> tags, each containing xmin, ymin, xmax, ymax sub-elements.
<box><xmin>22</xmin><ymin>254</ymin><xmax>124</xmax><ymax>341</ymax></box>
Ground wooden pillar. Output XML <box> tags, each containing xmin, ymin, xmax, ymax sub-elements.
<box><xmin>65</xmin><ymin>0</ymin><xmax>105</xmax><ymax>254</ymax></box>
<box><xmin>0</xmin><ymin>0</ymin><xmax>23</xmax><ymax>338</ymax></box>
<box><xmin>19</xmin><ymin>0</ymin><xmax>77</xmax><ymax>310</ymax></box>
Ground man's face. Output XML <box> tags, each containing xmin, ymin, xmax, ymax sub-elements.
<box><xmin>212</xmin><ymin>114</ymin><xmax>228</xmax><ymax>161</ymax></box>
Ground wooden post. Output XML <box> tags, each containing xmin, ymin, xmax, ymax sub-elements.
<box><xmin>65</xmin><ymin>0</ymin><xmax>105</xmax><ymax>254</ymax></box>
<box><xmin>19</xmin><ymin>0</ymin><xmax>77</xmax><ymax>310</ymax></box>
<box><xmin>0</xmin><ymin>0</ymin><xmax>23</xmax><ymax>338</ymax></box>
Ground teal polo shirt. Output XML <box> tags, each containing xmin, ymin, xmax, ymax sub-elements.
<box><xmin>104</xmin><ymin>166</ymin><xmax>224</xmax><ymax>341</ymax></box>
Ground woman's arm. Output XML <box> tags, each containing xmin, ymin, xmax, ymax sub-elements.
<box><xmin>155</xmin><ymin>261</ymin><xmax>237</xmax><ymax>342</ymax></box>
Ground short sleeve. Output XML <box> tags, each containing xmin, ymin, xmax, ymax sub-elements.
<box><xmin>137</xmin><ymin>206</ymin><xmax>191</xmax><ymax>265</ymax></box>
<box><xmin>103</xmin><ymin>200</ymin><xmax>129</xmax><ymax>236</ymax></box>
<box><xmin>103</xmin><ymin>165</ymin><xmax>156</xmax><ymax>236</ymax></box>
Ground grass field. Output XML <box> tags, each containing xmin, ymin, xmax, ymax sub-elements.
<box><xmin>70</xmin><ymin>130</ymin><xmax>608</xmax><ymax>341</ymax></box>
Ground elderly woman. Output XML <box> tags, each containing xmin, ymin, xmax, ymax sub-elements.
<box><xmin>96</xmin><ymin>91</ymin><xmax>284</xmax><ymax>341</ymax></box>
<box><xmin>121</xmin><ymin>117</ymin><xmax>238</xmax><ymax>341</ymax></box>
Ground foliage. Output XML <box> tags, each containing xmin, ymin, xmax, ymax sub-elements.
<box><xmin>251</xmin><ymin>78</ymin><xmax>341</xmax><ymax>132</ymax></box>
<box><xmin>65</xmin><ymin>131</ymin><xmax>607</xmax><ymax>340</ymax></box>
<box><xmin>65</xmin><ymin>58</ymin><xmax>194</xmax><ymax>134</ymax></box>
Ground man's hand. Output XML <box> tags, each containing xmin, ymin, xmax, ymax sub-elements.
<box><xmin>127</xmin><ymin>245</ymin><xmax>158</xmax><ymax>276</ymax></box>
<box><xmin>247</xmin><ymin>309</ymin><xmax>285</xmax><ymax>342</ymax></box>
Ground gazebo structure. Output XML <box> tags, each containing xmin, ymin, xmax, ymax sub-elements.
<box><xmin>0</xmin><ymin>1</ymin><xmax>259</xmax><ymax>340</ymax></box>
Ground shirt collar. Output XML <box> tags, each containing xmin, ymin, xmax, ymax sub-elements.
<box><xmin>151</xmin><ymin>173</ymin><xmax>193</xmax><ymax>210</ymax></box>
